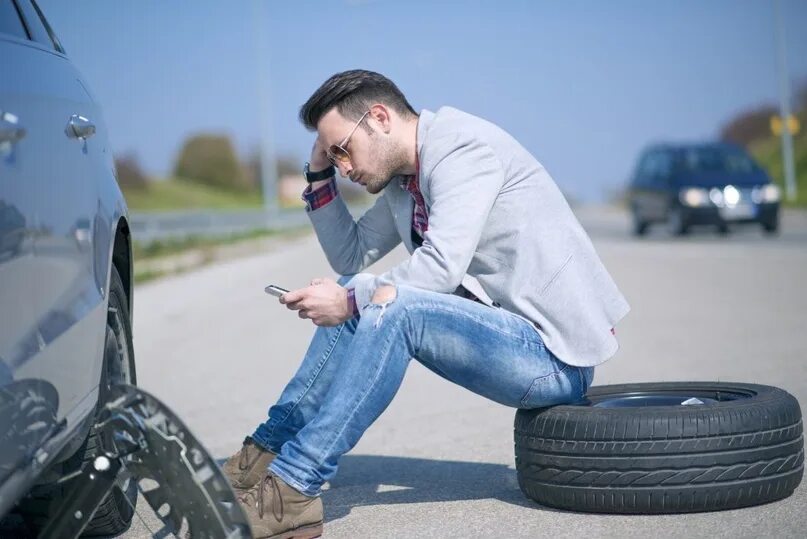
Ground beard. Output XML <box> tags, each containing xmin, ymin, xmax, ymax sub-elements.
<box><xmin>362</xmin><ymin>135</ymin><xmax>408</xmax><ymax>195</ymax></box>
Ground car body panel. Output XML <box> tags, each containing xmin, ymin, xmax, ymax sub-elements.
<box><xmin>0</xmin><ymin>31</ymin><xmax>106</xmax><ymax>427</ymax></box>
<box><xmin>1</xmin><ymin>0</ymin><xmax>132</xmax><ymax>516</ymax></box>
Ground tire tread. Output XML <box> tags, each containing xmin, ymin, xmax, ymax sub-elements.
<box><xmin>514</xmin><ymin>382</ymin><xmax>804</xmax><ymax>513</ymax></box>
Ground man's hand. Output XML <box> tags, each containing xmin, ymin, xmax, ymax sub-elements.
<box><xmin>307</xmin><ymin>138</ymin><xmax>336</xmax><ymax>190</ymax></box>
<box><xmin>280</xmin><ymin>277</ymin><xmax>351</xmax><ymax>326</ymax></box>
<box><xmin>309</xmin><ymin>138</ymin><xmax>331</xmax><ymax>171</ymax></box>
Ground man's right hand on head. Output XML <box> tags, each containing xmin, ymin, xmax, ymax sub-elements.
<box><xmin>309</xmin><ymin>138</ymin><xmax>332</xmax><ymax>172</ymax></box>
<box><xmin>307</xmin><ymin>138</ymin><xmax>336</xmax><ymax>191</ymax></box>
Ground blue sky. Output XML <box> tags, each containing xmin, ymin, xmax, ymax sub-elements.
<box><xmin>39</xmin><ymin>0</ymin><xmax>807</xmax><ymax>202</ymax></box>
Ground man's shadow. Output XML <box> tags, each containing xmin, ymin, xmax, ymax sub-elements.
<box><xmin>319</xmin><ymin>454</ymin><xmax>551</xmax><ymax>523</ymax></box>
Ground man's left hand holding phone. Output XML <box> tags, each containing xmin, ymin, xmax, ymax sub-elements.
<box><xmin>265</xmin><ymin>277</ymin><xmax>353</xmax><ymax>327</ymax></box>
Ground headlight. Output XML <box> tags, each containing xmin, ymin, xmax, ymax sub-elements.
<box><xmin>709</xmin><ymin>188</ymin><xmax>724</xmax><ymax>205</ymax></box>
<box><xmin>679</xmin><ymin>188</ymin><xmax>710</xmax><ymax>207</ymax></box>
<box><xmin>723</xmin><ymin>185</ymin><xmax>741</xmax><ymax>206</ymax></box>
<box><xmin>752</xmin><ymin>184</ymin><xmax>780</xmax><ymax>203</ymax></box>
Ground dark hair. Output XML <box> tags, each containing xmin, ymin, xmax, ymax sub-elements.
<box><xmin>299</xmin><ymin>69</ymin><xmax>417</xmax><ymax>131</ymax></box>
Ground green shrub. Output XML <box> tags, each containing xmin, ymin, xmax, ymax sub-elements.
<box><xmin>174</xmin><ymin>134</ymin><xmax>252</xmax><ymax>192</ymax></box>
<box><xmin>115</xmin><ymin>154</ymin><xmax>149</xmax><ymax>191</ymax></box>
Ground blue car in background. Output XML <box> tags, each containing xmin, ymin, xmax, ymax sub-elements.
<box><xmin>1</xmin><ymin>0</ymin><xmax>137</xmax><ymax>535</ymax></box>
<box><xmin>628</xmin><ymin>142</ymin><xmax>781</xmax><ymax>236</ymax></box>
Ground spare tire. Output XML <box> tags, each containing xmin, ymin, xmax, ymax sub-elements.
<box><xmin>514</xmin><ymin>382</ymin><xmax>804</xmax><ymax>514</ymax></box>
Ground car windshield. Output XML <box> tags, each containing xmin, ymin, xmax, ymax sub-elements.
<box><xmin>679</xmin><ymin>148</ymin><xmax>757</xmax><ymax>174</ymax></box>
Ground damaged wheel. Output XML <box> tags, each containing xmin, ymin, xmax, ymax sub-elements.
<box><xmin>514</xmin><ymin>382</ymin><xmax>804</xmax><ymax>514</ymax></box>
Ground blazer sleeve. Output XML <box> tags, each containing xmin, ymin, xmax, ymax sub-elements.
<box><xmin>350</xmin><ymin>137</ymin><xmax>505</xmax><ymax>310</ymax></box>
<box><xmin>307</xmin><ymin>192</ymin><xmax>402</xmax><ymax>276</ymax></box>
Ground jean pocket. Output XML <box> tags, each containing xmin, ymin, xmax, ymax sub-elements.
<box><xmin>520</xmin><ymin>363</ymin><xmax>586</xmax><ymax>409</ymax></box>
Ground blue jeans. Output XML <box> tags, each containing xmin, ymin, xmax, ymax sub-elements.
<box><xmin>251</xmin><ymin>282</ymin><xmax>594</xmax><ymax>496</ymax></box>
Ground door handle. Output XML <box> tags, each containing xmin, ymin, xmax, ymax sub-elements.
<box><xmin>65</xmin><ymin>114</ymin><xmax>96</xmax><ymax>139</ymax></box>
<box><xmin>0</xmin><ymin>112</ymin><xmax>26</xmax><ymax>143</ymax></box>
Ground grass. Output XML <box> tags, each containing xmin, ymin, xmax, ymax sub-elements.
<box><xmin>748</xmin><ymin>112</ymin><xmax>807</xmax><ymax>208</ymax></box>
<box><xmin>132</xmin><ymin>226</ymin><xmax>311</xmax><ymax>284</ymax></box>
<box><xmin>132</xmin><ymin>227</ymin><xmax>291</xmax><ymax>260</ymax></box>
<box><xmin>122</xmin><ymin>176</ymin><xmax>265</xmax><ymax>212</ymax></box>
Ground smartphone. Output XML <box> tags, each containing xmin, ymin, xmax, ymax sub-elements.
<box><xmin>264</xmin><ymin>284</ymin><xmax>289</xmax><ymax>297</ymax></box>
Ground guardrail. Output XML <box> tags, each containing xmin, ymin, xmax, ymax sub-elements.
<box><xmin>128</xmin><ymin>205</ymin><xmax>371</xmax><ymax>243</ymax></box>
<box><xmin>128</xmin><ymin>209</ymin><xmax>309</xmax><ymax>243</ymax></box>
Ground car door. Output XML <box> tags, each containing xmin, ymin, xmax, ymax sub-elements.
<box><xmin>636</xmin><ymin>151</ymin><xmax>670</xmax><ymax>221</ymax></box>
<box><xmin>652</xmin><ymin>150</ymin><xmax>676</xmax><ymax>218</ymax></box>
<box><xmin>630</xmin><ymin>152</ymin><xmax>655</xmax><ymax>221</ymax></box>
<box><xmin>0</xmin><ymin>0</ymin><xmax>106</xmax><ymax>430</ymax></box>
<box><xmin>0</xmin><ymin>0</ymin><xmax>39</xmax><ymax>386</ymax></box>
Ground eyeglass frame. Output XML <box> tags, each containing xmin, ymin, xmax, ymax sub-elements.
<box><xmin>326</xmin><ymin>110</ymin><xmax>371</xmax><ymax>166</ymax></box>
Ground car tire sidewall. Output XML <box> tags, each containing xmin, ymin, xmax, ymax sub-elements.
<box><xmin>514</xmin><ymin>381</ymin><xmax>804</xmax><ymax>514</ymax></box>
<box><xmin>84</xmin><ymin>265</ymin><xmax>138</xmax><ymax>534</ymax></box>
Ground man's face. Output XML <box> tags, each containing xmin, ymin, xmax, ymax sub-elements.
<box><xmin>317</xmin><ymin>108</ymin><xmax>401</xmax><ymax>195</ymax></box>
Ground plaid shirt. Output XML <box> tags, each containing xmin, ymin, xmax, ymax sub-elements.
<box><xmin>302</xmin><ymin>178</ymin><xmax>338</xmax><ymax>211</ymax></box>
<box><xmin>400</xmin><ymin>174</ymin><xmax>428</xmax><ymax>240</ymax></box>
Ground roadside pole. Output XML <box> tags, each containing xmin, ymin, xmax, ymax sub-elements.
<box><xmin>253</xmin><ymin>0</ymin><xmax>280</xmax><ymax>216</ymax></box>
<box><xmin>773</xmin><ymin>0</ymin><xmax>797</xmax><ymax>202</ymax></box>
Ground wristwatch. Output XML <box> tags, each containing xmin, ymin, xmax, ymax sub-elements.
<box><xmin>303</xmin><ymin>162</ymin><xmax>336</xmax><ymax>183</ymax></box>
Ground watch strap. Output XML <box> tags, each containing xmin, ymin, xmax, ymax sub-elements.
<box><xmin>304</xmin><ymin>162</ymin><xmax>336</xmax><ymax>183</ymax></box>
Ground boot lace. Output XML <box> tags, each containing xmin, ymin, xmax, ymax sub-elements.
<box><xmin>238</xmin><ymin>437</ymin><xmax>255</xmax><ymax>471</ymax></box>
<box><xmin>240</xmin><ymin>473</ymin><xmax>285</xmax><ymax>522</ymax></box>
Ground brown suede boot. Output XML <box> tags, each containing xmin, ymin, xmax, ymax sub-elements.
<box><xmin>221</xmin><ymin>436</ymin><xmax>277</xmax><ymax>491</ymax></box>
<box><xmin>238</xmin><ymin>473</ymin><xmax>323</xmax><ymax>539</ymax></box>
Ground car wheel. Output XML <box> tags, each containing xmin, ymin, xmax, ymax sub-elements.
<box><xmin>514</xmin><ymin>382</ymin><xmax>804</xmax><ymax>514</ymax></box>
<box><xmin>631</xmin><ymin>212</ymin><xmax>649</xmax><ymax>237</ymax></box>
<box><xmin>716</xmin><ymin>223</ymin><xmax>729</xmax><ymax>235</ymax></box>
<box><xmin>666</xmin><ymin>208</ymin><xmax>689</xmax><ymax>236</ymax></box>
<box><xmin>19</xmin><ymin>266</ymin><xmax>137</xmax><ymax>536</ymax></box>
<box><xmin>762</xmin><ymin>220</ymin><xmax>779</xmax><ymax>235</ymax></box>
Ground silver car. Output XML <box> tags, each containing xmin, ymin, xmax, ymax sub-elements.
<box><xmin>1</xmin><ymin>0</ymin><xmax>137</xmax><ymax>534</ymax></box>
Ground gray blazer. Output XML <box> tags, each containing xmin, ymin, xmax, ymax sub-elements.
<box><xmin>308</xmin><ymin>107</ymin><xmax>630</xmax><ymax>367</ymax></box>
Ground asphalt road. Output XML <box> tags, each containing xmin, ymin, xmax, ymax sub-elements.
<box><xmin>123</xmin><ymin>206</ymin><xmax>807</xmax><ymax>538</ymax></box>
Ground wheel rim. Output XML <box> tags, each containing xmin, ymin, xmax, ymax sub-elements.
<box><xmin>105</xmin><ymin>305</ymin><xmax>133</xmax><ymax>387</ymax></box>
<box><xmin>576</xmin><ymin>387</ymin><xmax>756</xmax><ymax>408</ymax></box>
<box><xmin>102</xmin><ymin>302</ymin><xmax>136</xmax><ymax>512</ymax></box>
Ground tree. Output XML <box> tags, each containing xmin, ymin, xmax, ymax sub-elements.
<box><xmin>114</xmin><ymin>153</ymin><xmax>149</xmax><ymax>190</ymax></box>
<box><xmin>796</xmin><ymin>78</ymin><xmax>807</xmax><ymax>113</ymax></box>
<box><xmin>720</xmin><ymin>105</ymin><xmax>779</xmax><ymax>148</ymax></box>
<box><xmin>174</xmin><ymin>134</ymin><xmax>252</xmax><ymax>192</ymax></box>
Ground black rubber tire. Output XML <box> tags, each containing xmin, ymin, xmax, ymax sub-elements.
<box><xmin>762</xmin><ymin>219</ymin><xmax>780</xmax><ymax>235</ymax></box>
<box><xmin>632</xmin><ymin>217</ymin><xmax>648</xmax><ymax>237</ymax></box>
<box><xmin>19</xmin><ymin>266</ymin><xmax>137</xmax><ymax>536</ymax></box>
<box><xmin>514</xmin><ymin>382</ymin><xmax>804</xmax><ymax>514</ymax></box>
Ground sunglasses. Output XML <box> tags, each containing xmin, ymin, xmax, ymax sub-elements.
<box><xmin>326</xmin><ymin>110</ymin><xmax>370</xmax><ymax>166</ymax></box>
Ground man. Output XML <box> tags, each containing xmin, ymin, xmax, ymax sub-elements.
<box><xmin>226</xmin><ymin>69</ymin><xmax>630</xmax><ymax>538</ymax></box>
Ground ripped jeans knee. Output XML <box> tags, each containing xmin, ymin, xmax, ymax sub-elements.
<box><xmin>366</xmin><ymin>285</ymin><xmax>398</xmax><ymax>328</ymax></box>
